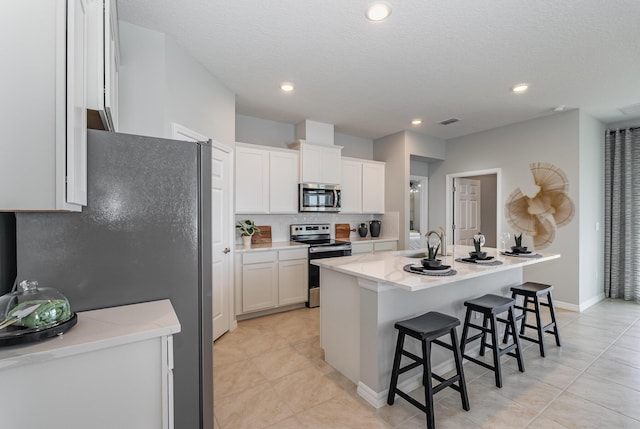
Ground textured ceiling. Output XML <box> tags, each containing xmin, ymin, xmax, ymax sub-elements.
<box><xmin>117</xmin><ymin>0</ymin><xmax>640</xmax><ymax>140</ymax></box>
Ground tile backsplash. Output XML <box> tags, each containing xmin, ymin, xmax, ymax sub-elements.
<box><xmin>234</xmin><ymin>211</ymin><xmax>399</xmax><ymax>243</ymax></box>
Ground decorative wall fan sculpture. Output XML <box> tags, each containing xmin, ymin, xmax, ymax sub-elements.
<box><xmin>505</xmin><ymin>162</ymin><xmax>574</xmax><ymax>249</ymax></box>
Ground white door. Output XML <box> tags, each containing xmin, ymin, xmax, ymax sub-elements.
<box><xmin>211</xmin><ymin>146</ymin><xmax>232</xmax><ymax>340</ymax></box>
<box><xmin>454</xmin><ymin>178</ymin><xmax>481</xmax><ymax>245</ymax></box>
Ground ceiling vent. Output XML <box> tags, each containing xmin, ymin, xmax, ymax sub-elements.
<box><xmin>439</xmin><ymin>117</ymin><xmax>460</xmax><ymax>125</ymax></box>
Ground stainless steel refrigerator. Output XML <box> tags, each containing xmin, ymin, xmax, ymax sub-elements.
<box><xmin>15</xmin><ymin>130</ymin><xmax>213</xmax><ymax>429</ymax></box>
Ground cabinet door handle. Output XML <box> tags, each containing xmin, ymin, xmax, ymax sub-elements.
<box><xmin>223</xmin><ymin>248</ymin><xmax>231</xmax><ymax>254</ymax></box>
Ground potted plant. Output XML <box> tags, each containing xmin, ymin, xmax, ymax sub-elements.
<box><xmin>422</xmin><ymin>234</ymin><xmax>441</xmax><ymax>268</ymax></box>
<box><xmin>470</xmin><ymin>232</ymin><xmax>487</xmax><ymax>259</ymax></box>
<box><xmin>236</xmin><ymin>219</ymin><xmax>260</xmax><ymax>246</ymax></box>
<box><xmin>511</xmin><ymin>233</ymin><xmax>528</xmax><ymax>253</ymax></box>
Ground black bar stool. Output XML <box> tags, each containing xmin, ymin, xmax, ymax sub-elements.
<box><xmin>460</xmin><ymin>294</ymin><xmax>525</xmax><ymax>388</ymax></box>
<box><xmin>387</xmin><ymin>311</ymin><xmax>470</xmax><ymax>429</ymax></box>
<box><xmin>502</xmin><ymin>282</ymin><xmax>561</xmax><ymax>357</ymax></box>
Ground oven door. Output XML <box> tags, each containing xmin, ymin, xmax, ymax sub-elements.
<box><xmin>299</xmin><ymin>184</ymin><xmax>341</xmax><ymax>212</ymax></box>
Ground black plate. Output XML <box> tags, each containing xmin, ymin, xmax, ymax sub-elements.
<box><xmin>0</xmin><ymin>313</ymin><xmax>77</xmax><ymax>347</ymax></box>
<box><xmin>464</xmin><ymin>256</ymin><xmax>495</xmax><ymax>262</ymax></box>
<box><xmin>421</xmin><ymin>264</ymin><xmax>451</xmax><ymax>271</ymax></box>
<box><xmin>504</xmin><ymin>251</ymin><xmax>532</xmax><ymax>255</ymax></box>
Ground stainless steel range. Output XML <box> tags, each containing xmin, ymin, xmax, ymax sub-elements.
<box><xmin>290</xmin><ymin>223</ymin><xmax>352</xmax><ymax>308</ymax></box>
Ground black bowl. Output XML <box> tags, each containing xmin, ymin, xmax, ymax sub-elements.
<box><xmin>511</xmin><ymin>246</ymin><xmax>528</xmax><ymax>253</ymax></box>
<box><xmin>421</xmin><ymin>258</ymin><xmax>442</xmax><ymax>268</ymax></box>
<box><xmin>469</xmin><ymin>251</ymin><xmax>488</xmax><ymax>260</ymax></box>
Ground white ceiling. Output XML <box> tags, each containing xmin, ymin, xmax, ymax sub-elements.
<box><xmin>117</xmin><ymin>0</ymin><xmax>640</xmax><ymax>140</ymax></box>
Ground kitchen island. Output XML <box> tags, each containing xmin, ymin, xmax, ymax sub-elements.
<box><xmin>312</xmin><ymin>245</ymin><xmax>560</xmax><ymax>408</ymax></box>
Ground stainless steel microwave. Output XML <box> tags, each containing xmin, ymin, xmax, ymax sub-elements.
<box><xmin>299</xmin><ymin>183</ymin><xmax>341</xmax><ymax>212</ymax></box>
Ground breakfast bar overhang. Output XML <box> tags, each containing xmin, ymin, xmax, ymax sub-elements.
<box><xmin>312</xmin><ymin>245</ymin><xmax>561</xmax><ymax>408</ymax></box>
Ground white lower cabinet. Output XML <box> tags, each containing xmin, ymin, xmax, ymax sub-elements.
<box><xmin>237</xmin><ymin>247</ymin><xmax>308</xmax><ymax>316</ymax></box>
<box><xmin>279</xmin><ymin>259</ymin><xmax>308</xmax><ymax>306</ymax></box>
<box><xmin>351</xmin><ymin>242</ymin><xmax>374</xmax><ymax>255</ymax></box>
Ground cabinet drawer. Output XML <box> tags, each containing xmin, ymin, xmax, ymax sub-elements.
<box><xmin>374</xmin><ymin>241</ymin><xmax>396</xmax><ymax>252</ymax></box>
<box><xmin>352</xmin><ymin>242</ymin><xmax>374</xmax><ymax>254</ymax></box>
<box><xmin>279</xmin><ymin>248</ymin><xmax>308</xmax><ymax>261</ymax></box>
<box><xmin>242</xmin><ymin>251</ymin><xmax>277</xmax><ymax>264</ymax></box>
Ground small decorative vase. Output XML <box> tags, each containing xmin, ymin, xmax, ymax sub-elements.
<box><xmin>358</xmin><ymin>223</ymin><xmax>368</xmax><ymax>237</ymax></box>
<box><xmin>370</xmin><ymin>220</ymin><xmax>381</xmax><ymax>237</ymax></box>
<box><xmin>242</xmin><ymin>235</ymin><xmax>252</xmax><ymax>246</ymax></box>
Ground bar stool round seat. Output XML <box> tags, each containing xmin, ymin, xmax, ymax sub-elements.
<box><xmin>388</xmin><ymin>311</ymin><xmax>470</xmax><ymax>429</ymax></box>
<box><xmin>502</xmin><ymin>282</ymin><xmax>561</xmax><ymax>357</ymax></box>
<box><xmin>460</xmin><ymin>293</ymin><xmax>525</xmax><ymax>388</ymax></box>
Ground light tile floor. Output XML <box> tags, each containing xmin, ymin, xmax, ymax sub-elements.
<box><xmin>213</xmin><ymin>299</ymin><xmax>640</xmax><ymax>428</ymax></box>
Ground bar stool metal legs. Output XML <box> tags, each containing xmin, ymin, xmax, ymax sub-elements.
<box><xmin>387</xmin><ymin>312</ymin><xmax>470</xmax><ymax>429</ymax></box>
<box><xmin>503</xmin><ymin>282</ymin><xmax>561</xmax><ymax>357</ymax></box>
<box><xmin>460</xmin><ymin>294</ymin><xmax>525</xmax><ymax>388</ymax></box>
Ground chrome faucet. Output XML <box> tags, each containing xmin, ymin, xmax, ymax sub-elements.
<box><xmin>425</xmin><ymin>227</ymin><xmax>447</xmax><ymax>257</ymax></box>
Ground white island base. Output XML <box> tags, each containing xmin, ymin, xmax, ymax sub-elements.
<box><xmin>316</xmin><ymin>246</ymin><xmax>560</xmax><ymax>408</ymax></box>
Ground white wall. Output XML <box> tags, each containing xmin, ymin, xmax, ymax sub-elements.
<box><xmin>335</xmin><ymin>133</ymin><xmax>374</xmax><ymax>159</ymax></box>
<box><xmin>432</xmin><ymin>111</ymin><xmax>582</xmax><ymax>305</ymax></box>
<box><xmin>164</xmin><ymin>38</ymin><xmax>236</xmax><ymax>145</ymax></box>
<box><xmin>578</xmin><ymin>111</ymin><xmax>606</xmax><ymax>307</ymax></box>
<box><xmin>235</xmin><ymin>115</ymin><xmax>375</xmax><ymax>159</ymax></box>
<box><xmin>236</xmin><ymin>115</ymin><xmax>294</xmax><ymax>148</ymax></box>
<box><xmin>118</xmin><ymin>21</ymin><xmax>165</xmax><ymax>138</ymax></box>
<box><xmin>119</xmin><ymin>21</ymin><xmax>235</xmax><ymax>145</ymax></box>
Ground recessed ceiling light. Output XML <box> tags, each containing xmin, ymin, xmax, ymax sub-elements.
<box><xmin>512</xmin><ymin>83</ymin><xmax>529</xmax><ymax>93</ymax></box>
<box><xmin>553</xmin><ymin>105</ymin><xmax>566</xmax><ymax>112</ymax></box>
<box><xmin>280</xmin><ymin>82</ymin><xmax>295</xmax><ymax>92</ymax></box>
<box><xmin>411</xmin><ymin>119</ymin><xmax>422</xmax><ymax>125</ymax></box>
<box><xmin>366</xmin><ymin>2</ymin><xmax>392</xmax><ymax>22</ymax></box>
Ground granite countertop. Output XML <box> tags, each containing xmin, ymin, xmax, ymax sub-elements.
<box><xmin>235</xmin><ymin>241</ymin><xmax>309</xmax><ymax>253</ymax></box>
<box><xmin>311</xmin><ymin>245</ymin><xmax>560</xmax><ymax>292</ymax></box>
<box><xmin>0</xmin><ymin>300</ymin><xmax>180</xmax><ymax>370</ymax></box>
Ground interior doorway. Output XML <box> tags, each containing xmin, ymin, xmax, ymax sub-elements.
<box><xmin>409</xmin><ymin>176</ymin><xmax>428</xmax><ymax>249</ymax></box>
<box><xmin>446</xmin><ymin>169</ymin><xmax>501</xmax><ymax>248</ymax></box>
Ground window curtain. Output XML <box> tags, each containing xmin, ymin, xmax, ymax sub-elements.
<box><xmin>604</xmin><ymin>127</ymin><xmax>640</xmax><ymax>301</ymax></box>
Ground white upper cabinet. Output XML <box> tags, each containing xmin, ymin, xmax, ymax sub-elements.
<box><xmin>235</xmin><ymin>144</ymin><xmax>270</xmax><ymax>213</ymax></box>
<box><xmin>341</xmin><ymin>158</ymin><xmax>385</xmax><ymax>214</ymax></box>
<box><xmin>362</xmin><ymin>161</ymin><xmax>385</xmax><ymax>213</ymax></box>
<box><xmin>293</xmin><ymin>142</ymin><xmax>342</xmax><ymax>185</ymax></box>
<box><xmin>235</xmin><ymin>143</ymin><xmax>299</xmax><ymax>214</ymax></box>
<box><xmin>340</xmin><ymin>159</ymin><xmax>363</xmax><ymax>213</ymax></box>
<box><xmin>0</xmin><ymin>0</ymin><xmax>87</xmax><ymax>211</ymax></box>
<box><xmin>86</xmin><ymin>0</ymin><xmax>120</xmax><ymax>131</ymax></box>
<box><xmin>269</xmin><ymin>150</ymin><xmax>298</xmax><ymax>214</ymax></box>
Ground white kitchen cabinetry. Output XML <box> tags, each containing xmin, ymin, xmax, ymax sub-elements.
<box><xmin>269</xmin><ymin>150</ymin><xmax>299</xmax><ymax>213</ymax></box>
<box><xmin>340</xmin><ymin>158</ymin><xmax>385</xmax><ymax>214</ymax></box>
<box><xmin>351</xmin><ymin>242</ymin><xmax>374</xmax><ymax>255</ymax></box>
<box><xmin>340</xmin><ymin>159</ymin><xmax>363</xmax><ymax>213</ymax></box>
<box><xmin>241</xmin><ymin>252</ymin><xmax>278</xmax><ymax>313</ymax></box>
<box><xmin>236</xmin><ymin>247</ymin><xmax>308</xmax><ymax>316</ymax></box>
<box><xmin>235</xmin><ymin>144</ymin><xmax>270</xmax><ymax>213</ymax></box>
<box><xmin>86</xmin><ymin>0</ymin><xmax>120</xmax><ymax>131</ymax></box>
<box><xmin>235</xmin><ymin>143</ymin><xmax>298</xmax><ymax>214</ymax></box>
<box><xmin>0</xmin><ymin>0</ymin><xmax>87</xmax><ymax>211</ymax></box>
<box><xmin>0</xmin><ymin>301</ymin><xmax>179</xmax><ymax>429</ymax></box>
<box><xmin>291</xmin><ymin>142</ymin><xmax>342</xmax><ymax>185</ymax></box>
<box><xmin>351</xmin><ymin>240</ymin><xmax>397</xmax><ymax>255</ymax></box>
<box><xmin>278</xmin><ymin>249</ymin><xmax>309</xmax><ymax>306</ymax></box>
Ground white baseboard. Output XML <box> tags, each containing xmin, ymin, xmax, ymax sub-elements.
<box><xmin>555</xmin><ymin>292</ymin><xmax>605</xmax><ymax>313</ymax></box>
<box><xmin>356</xmin><ymin>355</ymin><xmax>460</xmax><ymax>408</ymax></box>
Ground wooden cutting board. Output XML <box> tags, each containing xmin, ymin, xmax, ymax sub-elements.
<box><xmin>251</xmin><ymin>226</ymin><xmax>272</xmax><ymax>244</ymax></box>
<box><xmin>335</xmin><ymin>224</ymin><xmax>351</xmax><ymax>239</ymax></box>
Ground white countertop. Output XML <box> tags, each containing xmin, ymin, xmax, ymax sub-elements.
<box><xmin>0</xmin><ymin>299</ymin><xmax>180</xmax><ymax>370</ymax></box>
<box><xmin>235</xmin><ymin>241</ymin><xmax>309</xmax><ymax>253</ymax></box>
<box><xmin>311</xmin><ymin>245</ymin><xmax>560</xmax><ymax>292</ymax></box>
